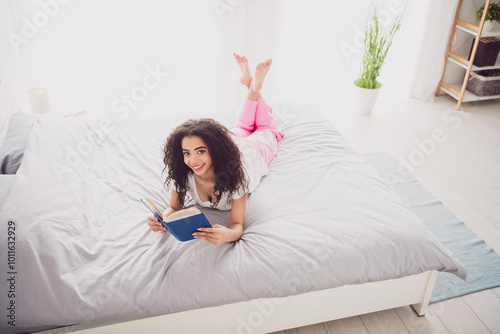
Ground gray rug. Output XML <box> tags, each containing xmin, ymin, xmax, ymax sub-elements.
<box><xmin>362</xmin><ymin>151</ymin><xmax>500</xmax><ymax>303</ymax></box>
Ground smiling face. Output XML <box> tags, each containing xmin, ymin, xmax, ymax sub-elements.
<box><xmin>181</xmin><ymin>135</ymin><xmax>214</xmax><ymax>177</ymax></box>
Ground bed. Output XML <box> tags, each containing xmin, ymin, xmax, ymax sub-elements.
<box><xmin>0</xmin><ymin>102</ymin><xmax>466</xmax><ymax>334</ymax></box>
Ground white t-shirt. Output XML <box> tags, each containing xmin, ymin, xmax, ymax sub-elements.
<box><xmin>184</xmin><ymin>140</ymin><xmax>268</xmax><ymax>211</ymax></box>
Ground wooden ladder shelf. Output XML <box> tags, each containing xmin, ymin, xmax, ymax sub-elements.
<box><xmin>436</xmin><ymin>0</ymin><xmax>492</xmax><ymax>110</ymax></box>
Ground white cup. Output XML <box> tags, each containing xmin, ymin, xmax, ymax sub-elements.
<box><xmin>28</xmin><ymin>87</ymin><xmax>51</xmax><ymax>114</ymax></box>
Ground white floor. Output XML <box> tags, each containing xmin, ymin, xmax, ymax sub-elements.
<box><xmin>271</xmin><ymin>95</ymin><xmax>500</xmax><ymax>334</ymax></box>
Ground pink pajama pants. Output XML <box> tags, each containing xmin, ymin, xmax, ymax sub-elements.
<box><xmin>230</xmin><ymin>98</ymin><xmax>284</xmax><ymax>165</ymax></box>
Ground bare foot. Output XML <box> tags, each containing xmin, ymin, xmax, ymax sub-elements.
<box><xmin>252</xmin><ymin>59</ymin><xmax>272</xmax><ymax>92</ymax></box>
<box><xmin>233</xmin><ymin>53</ymin><xmax>252</xmax><ymax>89</ymax></box>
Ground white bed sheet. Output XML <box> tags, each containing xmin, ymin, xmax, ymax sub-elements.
<box><xmin>0</xmin><ymin>102</ymin><xmax>466</xmax><ymax>331</ymax></box>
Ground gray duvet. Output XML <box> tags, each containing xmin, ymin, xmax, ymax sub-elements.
<box><xmin>0</xmin><ymin>103</ymin><xmax>466</xmax><ymax>331</ymax></box>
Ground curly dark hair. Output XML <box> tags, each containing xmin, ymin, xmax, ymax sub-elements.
<box><xmin>163</xmin><ymin>118</ymin><xmax>248</xmax><ymax>208</ymax></box>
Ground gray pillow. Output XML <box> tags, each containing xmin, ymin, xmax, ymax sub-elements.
<box><xmin>0</xmin><ymin>175</ymin><xmax>15</xmax><ymax>209</ymax></box>
<box><xmin>0</xmin><ymin>113</ymin><xmax>36</xmax><ymax>174</ymax></box>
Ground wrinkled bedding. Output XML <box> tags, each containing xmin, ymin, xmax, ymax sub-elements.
<box><xmin>0</xmin><ymin>103</ymin><xmax>466</xmax><ymax>331</ymax></box>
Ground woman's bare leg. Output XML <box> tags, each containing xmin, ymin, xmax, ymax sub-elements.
<box><xmin>233</xmin><ymin>53</ymin><xmax>252</xmax><ymax>89</ymax></box>
<box><xmin>231</xmin><ymin>55</ymin><xmax>274</xmax><ymax>139</ymax></box>
<box><xmin>247</xmin><ymin>59</ymin><xmax>271</xmax><ymax>101</ymax></box>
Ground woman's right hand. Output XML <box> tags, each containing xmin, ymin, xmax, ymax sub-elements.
<box><xmin>147</xmin><ymin>216</ymin><xmax>167</xmax><ymax>232</ymax></box>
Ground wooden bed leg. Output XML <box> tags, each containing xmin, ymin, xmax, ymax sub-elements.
<box><xmin>411</xmin><ymin>271</ymin><xmax>438</xmax><ymax>317</ymax></box>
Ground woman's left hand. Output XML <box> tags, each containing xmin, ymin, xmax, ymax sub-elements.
<box><xmin>193</xmin><ymin>224</ymin><xmax>232</xmax><ymax>246</ymax></box>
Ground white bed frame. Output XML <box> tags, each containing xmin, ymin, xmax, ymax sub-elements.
<box><xmin>38</xmin><ymin>270</ymin><xmax>437</xmax><ymax>334</ymax></box>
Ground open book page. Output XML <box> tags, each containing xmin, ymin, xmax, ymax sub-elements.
<box><xmin>145</xmin><ymin>198</ymin><xmax>166</xmax><ymax>221</ymax></box>
<box><xmin>167</xmin><ymin>207</ymin><xmax>201</xmax><ymax>222</ymax></box>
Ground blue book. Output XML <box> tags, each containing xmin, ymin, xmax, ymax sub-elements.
<box><xmin>141</xmin><ymin>198</ymin><xmax>212</xmax><ymax>242</ymax></box>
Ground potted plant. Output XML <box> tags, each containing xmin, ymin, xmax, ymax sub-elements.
<box><xmin>354</xmin><ymin>5</ymin><xmax>403</xmax><ymax>114</ymax></box>
<box><xmin>476</xmin><ymin>1</ymin><xmax>500</xmax><ymax>32</ymax></box>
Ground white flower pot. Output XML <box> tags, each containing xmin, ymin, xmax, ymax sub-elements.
<box><xmin>353</xmin><ymin>83</ymin><xmax>381</xmax><ymax>115</ymax></box>
<box><xmin>482</xmin><ymin>21</ymin><xmax>496</xmax><ymax>32</ymax></box>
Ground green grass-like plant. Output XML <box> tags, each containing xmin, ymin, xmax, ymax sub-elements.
<box><xmin>355</xmin><ymin>5</ymin><xmax>403</xmax><ymax>89</ymax></box>
<box><xmin>476</xmin><ymin>1</ymin><xmax>500</xmax><ymax>23</ymax></box>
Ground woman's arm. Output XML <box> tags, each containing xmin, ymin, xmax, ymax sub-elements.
<box><xmin>193</xmin><ymin>194</ymin><xmax>248</xmax><ymax>245</ymax></box>
<box><xmin>147</xmin><ymin>189</ymin><xmax>183</xmax><ymax>232</ymax></box>
<box><xmin>225</xmin><ymin>194</ymin><xmax>247</xmax><ymax>241</ymax></box>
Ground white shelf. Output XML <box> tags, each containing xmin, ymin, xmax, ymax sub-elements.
<box><xmin>456</xmin><ymin>22</ymin><xmax>500</xmax><ymax>38</ymax></box>
<box><xmin>441</xmin><ymin>83</ymin><xmax>500</xmax><ymax>102</ymax></box>
<box><xmin>448</xmin><ymin>55</ymin><xmax>500</xmax><ymax>71</ymax></box>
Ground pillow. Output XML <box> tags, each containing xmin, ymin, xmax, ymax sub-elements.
<box><xmin>0</xmin><ymin>113</ymin><xmax>36</xmax><ymax>174</ymax></box>
<box><xmin>0</xmin><ymin>175</ymin><xmax>16</xmax><ymax>209</ymax></box>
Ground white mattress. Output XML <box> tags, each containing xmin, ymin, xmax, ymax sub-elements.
<box><xmin>0</xmin><ymin>102</ymin><xmax>466</xmax><ymax>331</ymax></box>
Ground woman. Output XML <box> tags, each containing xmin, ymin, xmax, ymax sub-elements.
<box><xmin>147</xmin><ymin>53</ymin><xmax>284</xmax><ymax>245</ymax></box>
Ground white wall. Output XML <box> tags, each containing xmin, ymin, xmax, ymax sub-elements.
<box><xmin>0</xmin><ymin>1</ymin><xmax>30</xmax><ymax>132</ymax></box>
<box><xmin>0</xmin><ymin>0</ymin><xmax>462</xmax><ymax>125</ymax></box>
